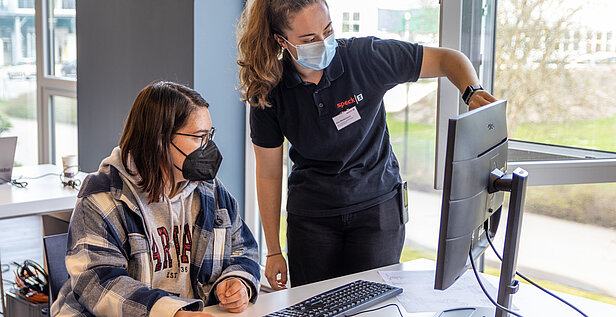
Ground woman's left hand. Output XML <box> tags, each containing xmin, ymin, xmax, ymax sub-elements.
<box><xmin>216</xmin><ymin>278</ymin><xmax>250</xmax><ymax>313</ymax></box>
<box><xmin>468</xmin><ymin>90</ymin><xmax>498</xmax><ymax>111</ymax></box>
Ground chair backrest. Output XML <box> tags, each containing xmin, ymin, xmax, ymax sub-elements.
<box><xmin>43</xmin><ymin>233</ymin><xmax>69</xmax><ymax>305</ymax></box>
<box><xmin>0</xmin><ymin>248</ymin><xmax>6</xmax><ymax>315</ymax></box>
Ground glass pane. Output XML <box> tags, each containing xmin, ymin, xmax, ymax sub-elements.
<box><xmin>18</xmin><ymin>0</ymin><xmax>34</xmax><ymax>8</ymax></box>
<box><xmin>494</xmin><ymin>0</ymin><xmax>616</xmax><ymax>303</ymax></box>
<box><xmin>48</xmin><ymin>0</ymin><xmax>76</xmax><ymax>78</ymax></box>
<box><xmin>331</xmin><ymin>1</ymin><xmax>441</xmax><ymax>262</ymax></box>
<box><xmin>0</xmin><ymin>4</ymin><xmax>38</xmax><ymax>166</ymax></box>
<box><xmin>495</xmin><ymin>0</ymin><xmax>616</xmax><ymax>154</ymax></box>
<box><xmin>486</xmin><ymin>183</ymin><xmax>616</xmax><ymax>303</ymax></box>
<box><xmin>51</xmin><ymin>95</ymin><xmax>77</xmax><ymax>166</ymax></box>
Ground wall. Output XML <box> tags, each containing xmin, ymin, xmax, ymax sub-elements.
<box><xmin>77</xmin><ymin>0</ymin><xmax>194</xmax><ymax>172</ymax></box>
<box><xmin>77</xmin><ymin>0</ymin><xmax>247</xmax><ymax>213</ymax></box>
<box><xmin>194</xmin><ymin>0</ymin><xmax>246</xmax><ymax>213</ymax></box>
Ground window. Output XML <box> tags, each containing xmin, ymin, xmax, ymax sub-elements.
<box><xmin>49</xmin><ymin>94</ymin><xmax>77</xmax><ymax>164</ymax></box>
<box><xmin>340</xmin><ymin>11</ymin><xmax>360</xmax><ymax>34</ymax></box>
<box><xmin>0</xmin><ymin>0</ymin><xmax>76</xmax><ymax>167</ymax></box>
<box><xmin>49</xmin><ymin>0</ymin><xmax>76</xmax><ymax>78</ymax></box>
<box><xmin>468</xmin><ymin>0</ymin><xmax>616</xmax><ymax>302</ymax></box>
<box><xmin>0</xmin><ymin>0</ymin><xmax>38</xmax><ymax>165</ymax></box>
<box><xmin>37</xmin><ymin>0</ymin><xmax>76</xmax><ymax>164</ymax></box>
<box><xmin>61</xmin><ymin>0</ymin><xmax>73</xmax><ymax>9</ymax></box>
<box><xmin>18</xmin><ymin>0</ymin><xmax>34</xmax><ymax>8</ymax></box>
<box><xmin>494</xmin><ymin>0</ymin><xmax>616</xmax><ymax>155</ymax></box>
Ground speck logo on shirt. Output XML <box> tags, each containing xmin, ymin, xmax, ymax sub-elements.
<box><xmin>337</xmin><ymin>93</ymin><xmax>363</xmax><ymax>109</ymax></box>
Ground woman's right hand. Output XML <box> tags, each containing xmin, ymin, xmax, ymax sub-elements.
<box><xmin>265</xmin><ymin>254</ymin><xmax>288</xmax><ymax>290</ymax></box>
<box><xmin>174</xmin><ymin>311</ymin><xmax>216</xmax><ymax>317</ymax></box>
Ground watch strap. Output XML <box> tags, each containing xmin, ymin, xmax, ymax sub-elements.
<box><xmin>462</xmin><ymin>85</ymin><xmax>483</xmax><ymax>105</ymax></box>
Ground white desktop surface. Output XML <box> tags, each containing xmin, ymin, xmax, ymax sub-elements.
<box><xmin>0</xmin><ymin>164</ymin><xmax>83</xmax><ymax>220</ymax></box>
<box><xmin>203</xmin><ymin>258</ymin><xmax>616</xmax><ymax>317</ymax></box>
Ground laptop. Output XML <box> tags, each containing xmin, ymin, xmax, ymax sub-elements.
<box><xmin>0</xmin><ymin>136</ymin><xmax>17</xmax><ymax>184</ymax></box>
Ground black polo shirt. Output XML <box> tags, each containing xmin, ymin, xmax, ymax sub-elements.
<box><xmin>250</xmin><ymin>36</ymin><xmax>423</xmax><ymax>217</ymax></box>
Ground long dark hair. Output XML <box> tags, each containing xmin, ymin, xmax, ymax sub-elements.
<box><xmin>119</xmin><ymin>81</ymin><xmax>209</xmax><ymax>203</ymax></box>
<box><xmin>237</xmin><ymin>0</ymin><xmax>328</xmax><ymax>108</ymax></box>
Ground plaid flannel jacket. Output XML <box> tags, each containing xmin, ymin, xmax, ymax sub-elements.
<box><xmin>51</xmin><ymin>165</ymin><xmax>260</xmax><ymax>316</ymax></box>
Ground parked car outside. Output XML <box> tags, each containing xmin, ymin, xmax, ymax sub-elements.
<box><xmin>61</xmin><ymin>60</ymin><xmax>76</xmax><ymax>78</ymax></box>
<box><xmin>7</xmin><ymin>59</ymin><xmax>36</xmax><ymax>80</ymax></box>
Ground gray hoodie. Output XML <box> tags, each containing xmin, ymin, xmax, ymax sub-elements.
<box><xmin>105</xmin><ymin>147</ymin><xmax>199</xmax><ymax>298</ymax></box>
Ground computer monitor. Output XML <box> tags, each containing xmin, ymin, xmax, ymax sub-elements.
<box><xmin>435</xmin><ymin>100</ymin><xmax>529</xmax><ymax>317</ymax></box>
<box><xmin>0</xmin><ymin>136</ymin><xmax>17</xmax><ymax>184</ymax></box>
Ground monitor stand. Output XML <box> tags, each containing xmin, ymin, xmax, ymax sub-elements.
<box><xmin>435</xmin><ymin>167</ymin><xmax>528</xmax><ymax>317</ymax></box>
<box><xmin>434</xmin><ymin>307</ymin><xmax>495</xmax><ymax>317</ymax></box>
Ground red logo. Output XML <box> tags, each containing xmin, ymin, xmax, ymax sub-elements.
<box><xmin>337</xmin><ymin>96</ymin><xmax>356</xmax><ymax>109</ymax></box>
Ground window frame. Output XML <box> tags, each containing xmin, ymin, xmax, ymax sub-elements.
<box><xmin>42</xmin><ymin>87</ymin><xmax>76</xmax><ymax>163</ymax></box>
<box><xmin>35</xmin><ymin>0</ymin><xmax>76</xmax><ymax>164</ymax></box>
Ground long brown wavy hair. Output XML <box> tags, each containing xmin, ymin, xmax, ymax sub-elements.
<box><xmin>119</xmin><ymin>81</ymin><xmax>209</xmax><ymax>203</ymax></box>
<box><xmin>237</xmin><ymin>0</ymin><xmax>327</xmax><ymax>108</ymax></box>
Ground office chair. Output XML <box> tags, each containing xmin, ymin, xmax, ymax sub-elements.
<box><xmin>43</xmin><ymin>233</ymin><xmax>69</xmax><ymax>306</ymax></box>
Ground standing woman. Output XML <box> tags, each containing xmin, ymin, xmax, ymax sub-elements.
<box><xmin>237</xmin><ymin>0</ymin><xmax>497</xmax><ymax>289</ymax></box>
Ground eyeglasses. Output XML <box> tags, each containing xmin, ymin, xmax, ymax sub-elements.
<box><xmin>175</xmin><ymin>127</ymin><xmax>216</xmax><ymax>150</ymax></box>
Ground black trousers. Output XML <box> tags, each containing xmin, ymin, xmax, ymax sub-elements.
<box><xmin>287</xmin><ymin>196</ymin><xmax>405</xmax><ymax>287</ymax></box>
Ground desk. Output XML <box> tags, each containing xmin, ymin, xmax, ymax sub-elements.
<box><xmin>203</xmin><ymin>259</ymin><xmax>616</xmax><ymax>316</ymax></box>
<box><xmin>0</xmin><ymin>164</ymin><xmax>82</xmax><ymax>220</ymax></box>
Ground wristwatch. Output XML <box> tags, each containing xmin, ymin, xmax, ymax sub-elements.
<box><xmin>462</xmin><ymin>85</ymin><xmax>484</xmax><ymax>105</ymax></box>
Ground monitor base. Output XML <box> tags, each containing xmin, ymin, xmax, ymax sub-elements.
<box><xmin>434</xmin><ymin>307</ymin><xmax>495</xmax><ymax>317</ymax></box>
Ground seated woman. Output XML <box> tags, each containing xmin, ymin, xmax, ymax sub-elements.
<box><xmin>52</xmin><ymin>81</ymin><xmax>260</xmax><ymax>317</ymax></box>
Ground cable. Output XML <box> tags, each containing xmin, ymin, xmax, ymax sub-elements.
<box><xmin>12</xmin><ymin>259</ymin><xmax>49</xmax><ymax>304</ymax></box>
<box><xmin>16</xmin><ymin>172</ymin><xmax>61</xmax><ymax>180</ymax></box>
<box><xmin>486</xmin><ymin>233</ymin><xmax>589</xmax><ymax>317</ymax></box>
<box><xmin>469</xmin><ymin>251</ymin><xmax>524</xmax><ymax>317</ymax></box>
<box><xmin>346</xmin><ymin>303</ymin><xmax>404</xmax><ymax>316</ymax></box>
<box><xmin>0</xmin><ymin>176</ymin><xmax>27</xmax><ymax>188</ymax></box>
<box><xmin>1</xmin><ymin>172</ymin><xmax>62</xmax><ymax>188</ymax></box>
<box><xmin>2</xmin><ymin>172</ymin><xmax>82</xmax><ymax>189</ymax></box>
<box><xmin>60</xmin><ymin>176</ymin><xmax>81</xmax><ymax>189</ymax></box>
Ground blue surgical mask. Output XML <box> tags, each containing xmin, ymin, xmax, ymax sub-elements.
<box><xmin>284</xmin><ymin>33</ymin><xmax>338</xmax><ymax>70</ymax></box>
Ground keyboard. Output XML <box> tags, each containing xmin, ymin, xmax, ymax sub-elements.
<box><xmin>265</xmin><ymin>280</ymin><xmax>403</xmax><ymax>317</ymax></box>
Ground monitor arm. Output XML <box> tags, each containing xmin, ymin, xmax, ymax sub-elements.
<box><xmin>488</xmin><ymin>167</ymin><xmax>529</xmax><ymax>317</ymax></box>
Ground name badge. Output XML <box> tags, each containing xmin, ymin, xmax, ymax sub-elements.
<box><xmin>332</xmin><ymin>106</ymin><xmax>361</xmax><ymax>131</ymax></box>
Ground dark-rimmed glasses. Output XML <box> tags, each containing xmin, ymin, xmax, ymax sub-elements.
<box><xmin>175</xmin><ymin>127</ymin><xmax>216</xmax><ymax>150</ymax></box>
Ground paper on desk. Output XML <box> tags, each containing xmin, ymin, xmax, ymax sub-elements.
<box><xmin>378</xmin><ymin>270</ymin><xmax>497</xmax><ymax>313</ymax></box>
